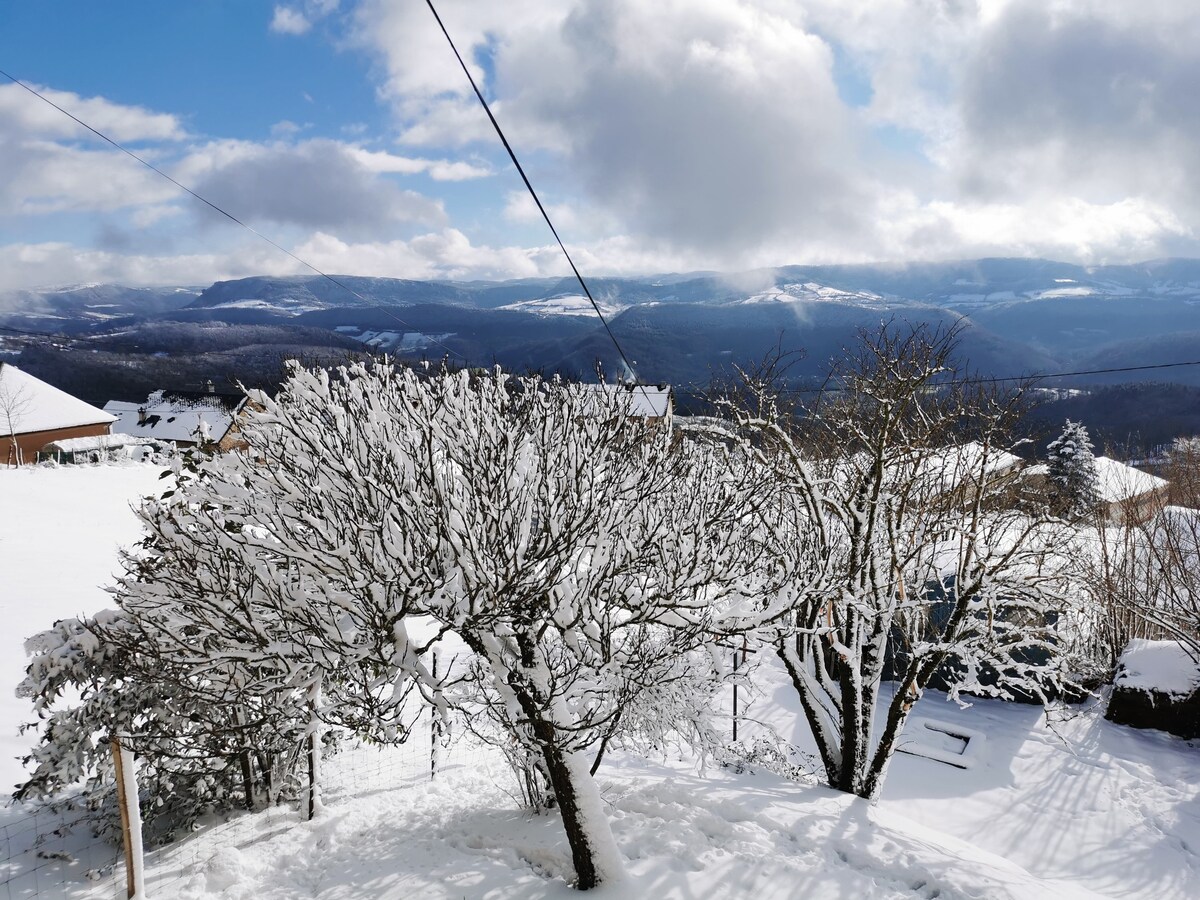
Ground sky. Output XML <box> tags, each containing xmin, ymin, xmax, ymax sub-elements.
<box><xmin>1</xmin><ymin>0</ymin><xmax>1199</xmax><ymax>291</ymax></box>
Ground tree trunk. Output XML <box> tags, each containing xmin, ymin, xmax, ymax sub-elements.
<box><xmin>514</xmin><ymin>690</ymin><xmax>624</xmax><ymax>890</ymax></box>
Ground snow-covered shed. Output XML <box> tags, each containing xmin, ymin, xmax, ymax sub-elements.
<box><xmin>1094</xmin><ymin>456</ymin><xmax>1169</xmax><ymax>525</ymax></box>
<box><xmin>104</xmin><ymin>383</ymin><xmax>250</xmax><ymax>451</ymax></box>
<box><xmin>40</xmin><ymin>433</ymin><xmax>157</xmax><ymax>464</ymax></box>
<box><xmin>0</xmin><ymin>363</ymin><xmax>116</xmax><ymax>465</ymax></box>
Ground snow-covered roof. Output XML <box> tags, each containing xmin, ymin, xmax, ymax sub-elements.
<box><xmin>917</xmin><ymin>441</ymin><xmax>1024</xmax><ymax>485</ymax></box>
<box><xmin>579</xmin><ymin>383</ymin><xmax>672</xmax><ymax>418</ymax></box>
<box><xmin>1093</xmin><ymin>456</ymin><xmax>1168</xmax><ymax>503</ymax></box>
<box><xmin>104</xmin><ymin>390</ymin><xmax>244</xmax><ymax>444</ymax></box>
<box><xmin>41</xmin><ymin>433</ymin><xmax>153</xmax><ymax>453</ymax></box>
<box><xmin>0</xmin><ymin>363</ymin><xmax>116</xmax><ymax>434</ymax></box>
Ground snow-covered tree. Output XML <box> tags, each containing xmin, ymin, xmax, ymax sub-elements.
<box><xmin>21</xmin><ymin>362</ymin><xmax>774</xmax><ymax>890</ymax></box>
<box><xmin>724</xmin><ymin>325</ymin><xmax>1079</xmax><ymax>800</ymax></box>
<box><xmin>15</xmin><ymin>449</ymin><xmax>390</xmax><ymax>838</ymax></box>
<box><xmin>265</xmin><ymin>364</ymin><xmax>772</xmax><ymax>889</ymax></box>
<box><xmin>0</xmin><ymin>364</ymin><xmax>31</xmax><ymax>466</ymax></box>
<box><xmin>1046</xmin><ymin>420</ymin><xmax>1100</xmax><ymax>519</ymax></box>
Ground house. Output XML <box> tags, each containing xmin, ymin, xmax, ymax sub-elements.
<box><xmin>0</xmin><ymin>362</ymin><xmax>116</xmax><ymax>465</ymax></box>
<box><xmin>580</xmin><ymin>383</ymin><xmax>673</xmax><ymax>424</ymax></box>
<box><xmin>1094</xmin><ymin>456</ymin><xmax>1170</xmax><ymax>525</ymax></box>
<box><xmin>914</xmin><ymin>441</ymin><xmax>1027</xmax><ymax>508</ymax></box>
<box><xmin>104</xmin><ymin>381</ymin><xmax>251</xmax><ymax>452</ymax></box>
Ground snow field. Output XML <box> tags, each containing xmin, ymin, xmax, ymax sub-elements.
<box><xmin>0</xmin><ymin>463</ymin><xmax>166</xmax><ymax>794</ymax></box>
<box><xmin>75</xmin><ymin>739</ymin><xmax>1099</xmax><ymax>900</ymax></box>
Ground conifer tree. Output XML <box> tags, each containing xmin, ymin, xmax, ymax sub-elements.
<box><xmin>1047</xmin><ymin>419</ymin><xmax>1100</xmax><ymax>519</ymax></box>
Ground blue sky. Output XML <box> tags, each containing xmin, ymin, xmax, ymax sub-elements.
<box><xmin>1</xmin><ymin>1</ymin><xmax>1198</xmax><ymax>292</ymax></box>
<box><xmin>0</xmin><ymin>3</ymin><xmax>377</xmax><ymax>141</ymax></box>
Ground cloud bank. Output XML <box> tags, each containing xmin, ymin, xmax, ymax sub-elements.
<box><xmin>4</xmin><ymin>1</ymin><xmax>1200</xmax><ymax>289</ymax></box>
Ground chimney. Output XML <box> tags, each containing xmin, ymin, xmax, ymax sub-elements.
<box><xmin>137</xmin><ymin>406</ymin><xmax>147</xmax><ymax>426</ymax></box>
<box><xmin>204</xmin><ymin>378</ymin><xmax>215</xmax><ymax>394</ymax></box>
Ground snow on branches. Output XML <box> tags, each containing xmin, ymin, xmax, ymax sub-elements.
<box><xmin>719</xmin><ymin>324</ymin><xmax>1081</xmax><ymax>800</ymax></box>
<box><xmin>19</xmin><ymin>362</ymin><xmax>774</xmax><ymax>890</ymax></box>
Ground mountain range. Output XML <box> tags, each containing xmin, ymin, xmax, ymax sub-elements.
<box><xmin>4</xmin><ymin>258</ymin><xmax>1200</xmax><ymax>398</ymax></box>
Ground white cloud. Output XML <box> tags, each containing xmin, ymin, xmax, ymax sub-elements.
<box><xmin>502</xmin><ymin>190</ymin><xmax>578</xmax><ymax>231</ymax></box>
<box><xmin>270</xmin><ymin>120</ymin><xmax>308</xmax><ymax>138</ymax></box>
<box><xmin>271</xmin><ymin>1</ymin><xmax>341</xmax><ymax>36</ymax></box>
<box><xmin>270</xmin><ymin>6</ymin><xmax>312</xmax><ymax>36</ymax></box>
<box><xmin>0</xmin><ymin>240</ymin><xmax>300</xmax><ymax>293</ymax></box>
<box><xmin>130</xmin><ymin>204</ymin><xmax>185</xmax><ymax>229</ymax></box>
<box><xmin>358</xmin><ymin>0</ymin><xmax>860</xmax><ymax>255</ymax></box>
<box><xmin>348</xmin><ymin>0</ymin><xmax>1200</xmax><ymax>268</ymax></box>
<box><xmin>0</xmin><ymin>83</ymin><xmax>184</xmax><ymax>142</ymax></box>
<box><xmin>10</xmin><ymin>1</ymin><xmax>1200</xmax><ymax>294</ymax></box>
<box><xmin>347</xmin><ymin>147</ymin><xmax>492</xmax><ymax>181</ymax></box>
<box><xmin>0</xmin><ymin>139</ymin><xmax>176</xmax><ymax>215</ymax></box>
<box><xmin>175</xmin><ymin>140</ymin><xmax>448</xmax><ymax>233</ymax></box>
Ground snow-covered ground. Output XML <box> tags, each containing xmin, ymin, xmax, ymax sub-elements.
<box><xmin>0</xmin><ymin>463</ymin><xmax>165</xmax><ymax>794</ymax></box>
<box><xmin>1</xmin><ymin>464</ymin><xmax>1198</xmax><ymax>898</ymax></box>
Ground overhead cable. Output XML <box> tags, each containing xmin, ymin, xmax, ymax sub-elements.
<box><xmin>0</xmin><ymin>66</ymin><xmax>465</xmax><ymax>363</ymax></box>
<box><xmin>422</xmin><ymin>0</ymin><xmax>647</xmax><ymax>391</ymax></box>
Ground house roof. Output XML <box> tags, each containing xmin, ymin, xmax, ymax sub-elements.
<box><xmin>1093</xmin><ymin>456</ymin><xmax>1168</xmax><ymax>503</ymax></box>
<box><xmin>104</xmin><ymin>389</ymin><xmax>245</xmax><ymax>444</ymax></box>
<box><xmin>0</xmin><ymin>363</ymin><xmax>116</xmax><ymax>435</ymax></box>
<box><xmin>916</xmin><ymin>441</ymin><xmax>1024</xmax><ymax>485</ymax></box>
<box><xmin>580</xmin><ymin>383</ymin><xmax>672</xmax><ymax>417</ymax></box>
<box><xmin>42</xmin><ymin>433</ymin><xmax>152</xmax><ymax>453</ymax></box>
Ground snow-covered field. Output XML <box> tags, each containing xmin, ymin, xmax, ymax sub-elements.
<box><xmin>1</xmin><ymin>463</ymin><xmax>1198</xmax><ymax>898</ymax></box>
<box><xmin>0</xmin><ymin>463</ymin><xmax>165</xmax><ymax>795</ymax></box>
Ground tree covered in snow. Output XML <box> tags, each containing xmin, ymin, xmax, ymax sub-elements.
<box><xmin>19</xmin><ymin>362</ymin><xmax>774</xmax><ymax>890</ymax></box>
<box><xmin>15</xmin><ymin>446</ymin><xmax>403</xmax><ymax>838</ymax></box>
<box><xmin>1046</xmin><ymin>419</ymin><xmax>1100</xmax><ymax>520</ymax></box>
<box><xmin>262</xmin><ymin>363</ymin><xmax>773</xmax><ymax>889</ymax></box>
<box><xmin>724</xmin><ymin>325</ymin><xmax>1080</xmax><ymax>800</ymax></box>
<box><xmin>0</xmin><ymin>365</ymin><xmax>32</xmax><ymax>467</ymax></box>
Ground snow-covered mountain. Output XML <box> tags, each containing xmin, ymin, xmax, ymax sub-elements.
<box><xmin>497</xmin><ymin>293</ymin><xmax>624</xmax><ymax>317</ymax></box>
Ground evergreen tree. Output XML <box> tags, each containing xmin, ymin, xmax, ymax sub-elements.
<box><xmin>1047</xmin><ymin>419</ymin><xmax>1100</xmax><ymax>518</ymax></box>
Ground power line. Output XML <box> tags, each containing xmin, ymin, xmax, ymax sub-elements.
<box><xmin>6</xmin><ymin>68</ymin><xmax>1200</xmax><ymax>393</ymax></box>
<box><xmin>680</xmin><ymin>358</ymin><xmax>1200</xmax><ymax>397</ymax></box>
<box><xmin>0</xmin><ymin>67</ymin><xmax>465</xmax><ymax>364</ymax></box>
<box><xmin>422</xmin><ymin>0</ymin><xmax>646</xmax><ymax>390</ymax></box>
<box><xmin>0</xmin><ymin>323</ymin><xmax>64</xmax><ymax>338</ymax></box>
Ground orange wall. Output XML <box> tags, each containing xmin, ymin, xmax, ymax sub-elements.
<box><xmin>5</xmin><ymin>423</ymin><xmax>112</xmax><ymax>465</ymax></box>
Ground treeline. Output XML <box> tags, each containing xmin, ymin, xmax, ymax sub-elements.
<box><xmin>14</xmin><ymin>328</ymin><xmax>366</xmax><ymax>405</ymax></box>
<box><xmin>1027</xmin><ymin>382</ymin><xmax>1200</xmax><ymax>456</ymax></box>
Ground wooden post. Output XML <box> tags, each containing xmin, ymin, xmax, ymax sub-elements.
<box><xmin>306</xmin><ymin>688</ymin><xmax>320</xmax><ymax>821</ymax></box>
<box><xmin>306</xmin><ymin>730</ymin><xmax>317</xmax><ymax>821</ymax></box>
<box><xmin>239</xmin><ymin>751</ymin><xmax>255</xmax><ymax>811</ymax></box>
<box><xmin>430</xmin><ymin>652</ymin><xmax>439</xmax><ymax>779</ymax></box>
<box><xmin>110</xmin><ymin>736</ymin><xmax>144</xmax><ymax>899</ymax></box>
<box><xmin>732</xmin><ymin>646</ymin><xmax>739</xmax><ymax>742</ymax></box>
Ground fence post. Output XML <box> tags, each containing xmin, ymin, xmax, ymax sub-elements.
<box><xmin>732</xmin><ymin>645</ymin><xmax>740</xmax><ymax>743</ymax></box>
<box><xmin>306</xmin><ymin>686</ymin><xmax>321</xmax><ymax>821</ymax></box>
<box><xmin>430</xmin><ymin>652</ymin><xmax>440</xmax><ymax>779</ymax></box>
<box><xmin>110</xmin><ymin>736</ymin><xmax>144</xmax><ymax>899</ymax></box>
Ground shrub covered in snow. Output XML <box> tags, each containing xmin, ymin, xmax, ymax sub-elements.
<box><xmin>721</xmin><ymin>324</ymin><xmax>1082</xmax><ymax>800</ymax></box>
<box><xmin>18</xmin><ymin>362</ymin><xmax>777</xmax><ymax>890</ymax></box>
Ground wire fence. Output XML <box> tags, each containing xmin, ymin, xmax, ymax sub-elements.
<box><xmin>0</xmin><ymin>806</ymin><xmax>119</xmax><ymax>900</ymax></box>
<box><xmin>0</xmin><ymin>710</ymin><xmax>504</xmax><ymax>899</ymax></box>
